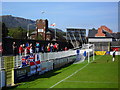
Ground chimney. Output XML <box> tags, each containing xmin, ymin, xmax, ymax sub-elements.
<box><xmin>95</xmin><ymin>28</ymin><xmax>105</xmax><ymax>37</ymax></box>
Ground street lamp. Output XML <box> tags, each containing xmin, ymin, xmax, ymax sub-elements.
<box><xmin>27</xmin><ymin>24</ymin><xmax>32</xmax><ymax>39</ymax></box>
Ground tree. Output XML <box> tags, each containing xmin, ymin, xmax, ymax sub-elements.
<box><xmin>8</xmin><ymin>27</ymin><xmax>27</xmax><ymax>39</ymax></box>
<box><xmin>2</xmin><ymin>23</ymin><xmax>9</xmax><ymax>37</ymax></box>
<box><xmin>35</xmin><ymin>34</ymin><xmax>43</xmax><ymax>40</ymax></box>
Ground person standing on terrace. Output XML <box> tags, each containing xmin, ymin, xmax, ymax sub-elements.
<box><xmin>35</xmin><ymin>42</ymin><xmax>40</xmax><ymax>53</ymax></box>
<box><xmin>12</xmin><ymin>42</ymin><xmax>17</xmax><ymax>56</ymax></box>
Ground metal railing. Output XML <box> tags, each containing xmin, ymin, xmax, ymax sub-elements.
<box><xmin>3</xmin><ymin>49</ymin><xmax>93</xmax><ymax>68</ymax></box>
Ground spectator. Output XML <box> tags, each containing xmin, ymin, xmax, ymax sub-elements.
<box><xmin>24</xmin><ymin>47</ymin><xmax>27</xmax><ymax>56</ymax></box>
<box><xmin>26</xmin><ymin>42</ymin><xmax>29</xmax><ymax>47</ymax></box>
<box><xmin>56</xmin><ymin>43</ymin><xmax>59</xmax><ymax>52</ymax></box>
<box><xmin>50</xmin><ymin>43</ymin><xmax>53</xmax><ymax>52</ymax></box>
<box><xmin>53</xmin><ymin>43</ymin><xmax>57</xmax><ymax>52</ymax></box>
<box><xmin>35</xmin><ymin>42</ymin><xmax>40</xmax><ymax>53</ymax></box>
<box><xmin>47</xmin><ymin>43</ymin><xmax>50</xmax><ymax>52</ymax></box>
<box><xmin>19</xmin><ymin>44</ymin><xmax>23</xmax><ymax>56</ymax></box>
<box><xmin>30</xmin><ymin>43</ymin><xmax>33</xmax><ymax>55</ymax></box>
<box><xmin>12</xmin><ymin>42</ymin><xmax>17</xmax><ymax>56</ymax></box>
<box><xmin>41</xmin><ymin>45</ymin><xmax>44</xmax><ymax>53</ymax></box>
<box><xmin>26</xmin><ymin>45</ymin><xmax>30</xmax><ymax>54</ymax></box>
<box><xmin>22</xmin><ymin>44</ymin><xmax>25</xmax><ymax>55</ymax></box>
<box><xmin>64</xmin><ymin>47</ymin><xmax>68</xmax><ymax>51</ymax></box>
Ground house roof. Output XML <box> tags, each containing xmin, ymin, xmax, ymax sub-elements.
<box><xmin>111</xmin><ymin>32</ymin><xmax>120</xmax><ymax>39</ymax></box>
<box><xmin>88</xmin><ymin>29</ymin><xmax>116</xmax><ymax>38</ymax></box>
<box><xmin>88</xmin><ymin>30</ymin><xmax>97</xmax><ymax>38</ymax></box>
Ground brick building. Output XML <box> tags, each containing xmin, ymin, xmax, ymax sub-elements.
<box><xmin>88</xmin><ymin>25</ymin><xmax>120</xmax><ymax>51</ymax></box>
<box><xmin>30</xmin><ymin>19</ymin><xmax>53</xmax><ymax>40</ymax></box>
<box><xmin>30</xmin><ymin>19</ymin><xmax>66</xmax><ymax>41</ymax></box>
<box><xmin>36</xmin><ymin>19</ymin><xmax>48</xmax><ymax>40</ymax></box>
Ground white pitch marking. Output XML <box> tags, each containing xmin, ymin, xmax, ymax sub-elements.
<box><xmin>47</xmin><ymin>55</ymin><xmax>104</xmax><ymax>90</ymax></box>
<box><xmin>47</xmin><ymin>63</ymin><xmax>89</xmax><ymax>89</ymax></box>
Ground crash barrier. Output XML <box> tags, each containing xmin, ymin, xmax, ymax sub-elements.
<box><xmin>1</xmin><ymin>49</ymin><xmax>94</xmax><ymax>87</ymax></box>
<box><xmin>13</xmin><ymin>53</ymin><xmax>77</xmax><ymax>84</ymax></box>
<box><xmin>13</xmin><ymin>50</ymin><xmax>77</xmax><ymax>68</ymax></box>
<box><xmin>0</xmin><ymin>70</ymin><xmax>5</xmax><ymax>88</ymax></box>
<box><xmin>13</xmin><ymin>49</ymin><xmax>94</xmax><ymax>84</ymax></box>
<box><xmin>14</xmin><ymin>66</ymin><xmax>30</xmax><ymax>83</ymax></box>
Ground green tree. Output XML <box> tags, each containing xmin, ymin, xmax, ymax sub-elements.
<box><xmin>8</xmin><ymin>27</ymin><xmax>27</xmax><ymax>39</ymax></box>
<box><xmin>35</xmin><ymin>34</ymin><xmax>43</xmax><ymax>40</ymax></box>
<box><xmin>2</xmin><ymin>23</ymin><xmax>9</xmax><ymax>37</ymax></box>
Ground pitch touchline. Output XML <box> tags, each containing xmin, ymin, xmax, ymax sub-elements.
<box><xmin>47</xmin><ymin>63</ymin><xmax>89</xmax><ymax>90</ymax></box>
<box><xmin>47</xmin><ymin>55</ymin><xmax>104</xmax><ymax>89</ymax></box>
<box><xmin>64</xmin><ymin>81</ymin><xmax>118</xmax><ymax>84</ymax></box>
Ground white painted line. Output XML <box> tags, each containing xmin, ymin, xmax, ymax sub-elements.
<box><xmin>47</xmin><ymin>63</ymin><xmax>89</xmax><ymax>89</ymax></box>
<box><xmin>64</xmin><ymin>81</ymin><xmax>118</xmax><ymax>84</ymax></box>
<box><xmin>47</xmin><ymin>55</ymin><xmax>104</xmax><ymax>89</ymax></box>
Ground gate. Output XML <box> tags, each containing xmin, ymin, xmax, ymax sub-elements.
<box><xmin>4</xmin><ymin>56</ymin><xmax>14</xmax><ymax>86</ymax></box>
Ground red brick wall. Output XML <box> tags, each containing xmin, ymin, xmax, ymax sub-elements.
<box><xmin>95</xmin><ymin>28</ymin><xmax>105</xmax><ymax>37</ymax></box>
<box><xmin>95</xmin><ymin>26</ymin><xmax>113</xmax><ymax>37</ymax></box>
<box><xmin>35</xmin><ymin>19</ymin><xmax>48</xmax><ymax>40</ymax></box>
<box><xmin>101</xmin><ymin>26</ymin><xmax>112</xmax><ymax>33</ymax></box>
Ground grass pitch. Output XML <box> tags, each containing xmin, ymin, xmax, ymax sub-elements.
<box><xmin>11</xmin><ymin>55</ymin><xmax>119</xmax><ymax>89</ymax></box>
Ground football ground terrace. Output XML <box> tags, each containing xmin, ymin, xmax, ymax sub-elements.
<box><xmin>9</xmin><ymin>55</ymin><xmax>119</xmax><ymax>89</ymax></box>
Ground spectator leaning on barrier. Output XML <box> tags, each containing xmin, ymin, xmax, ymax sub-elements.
<box><xmin>12</xmin><ymin>42</ymin><xmax>17</xmax><ymax>56</ymax></box>
<box><xmin>53</xmin><ymin>43</ymin><xmax>57</xmax><ymax>52</ymax></box>
<box><xmin>47</xmin><ymin>43</ymin><xmax>50</xmax><ymax>52</ymax></box>
<box><xmin>30</xmin><ymin>43</ymin><xmax>33</xmax><ymax>55</ymax></box>
<box><xmin>50</xmin><ymin>43</ymin><xmax>53</xmax><ymax>52</ymax></box>
<box><xmin>22</xmin><ymin>44</ymin><xmax>25</xmax><ymax>55</ymax></box>
<box><xmin>56</xmin><ymin>43</ymin><xmax>59</xmax><ymax>52</ymax></box>
<box><xmin>26</xmin><ymin>45</ymin><xmax>30</xmax><ymax>54</ymax></box>
<box><xmin>24</xmin><ymin>47</ymin><xmax>27</xmax><ymax>56</ymax></box>
<box><xmin>19</xmin><ymin>44</ymin><xmax>23</xmax><ymax>56</ymax></box>
<box><xmin>64</xmin><ymin>47</ymin><xmax>68</xmax><ymax>51</ymax></box>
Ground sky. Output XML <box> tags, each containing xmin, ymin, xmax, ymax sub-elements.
<box><xmin>1</xmin><ymin>2</ymin><xmax>118</xmax><ymax>33</ymax></box>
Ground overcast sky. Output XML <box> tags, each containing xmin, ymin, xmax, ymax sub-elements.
<box><xmin>1</xmin><ymin>2</ymin><xmax>118</xmax><ymax>33</ymax></box>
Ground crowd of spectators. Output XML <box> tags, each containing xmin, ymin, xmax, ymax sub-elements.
<box><xmin>12</xmin><ymin>42</ymin><xmax>68</xmax><ymax>56</ymax></box>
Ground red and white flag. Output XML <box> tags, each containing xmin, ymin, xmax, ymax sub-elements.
<box><xmin>50</xmin><ymin>23</ymin><xmax>56</xmax><ymax>26</ymax></box>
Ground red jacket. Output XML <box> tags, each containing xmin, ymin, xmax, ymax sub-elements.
<box><xmin>27</xmin><ymin>46</ymin><xmax>30</xmax><ymax>54</ymax></box>
<box><xmin>53</xmin><ymin>45</ymin><xmax>57</xmax><ymax>49</ymax></box>
<box><xmin>19</xmin><ymin>46</ymin><xmax>23</xmax><ymax>53</ymax></box>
